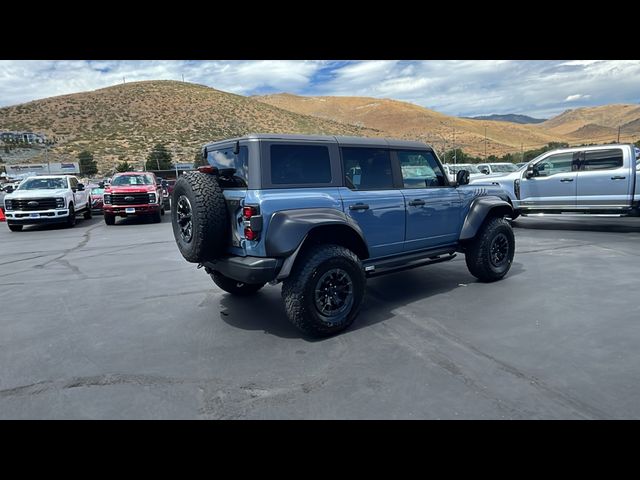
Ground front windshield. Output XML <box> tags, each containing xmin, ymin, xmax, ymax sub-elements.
<box><xmin>111</xmin><ymin>174</ymin><xmax>153</xmax><ymax>186</ymax></box>
<box><xmin>490</xmin><ymin>164</ymin><xmax>518</xmax><ymax>173</ymax></box>
<box><xmin>91</xmin><ymin>188</ymin><xmax>105</xmax><ymax>195</ymax></box>
<box><xmin>18</xmin><ymin>178</ymin><xmax>67</xmax><ymax>190</ymax></box>
<box><xmin>449</xmin><ymin>164</ymin><xmax>480</xmax><ymax>174</ymax></box>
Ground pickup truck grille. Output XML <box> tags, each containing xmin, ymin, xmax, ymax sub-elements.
<box><xmin>11</xmin><ymin>198</ymin><xmax>58</xmax><ymax>211</ymax></box>
<box><xmin>111</xmin><ymin>193</ymin><xmax>150</xmax><ymax>205</ymax></box>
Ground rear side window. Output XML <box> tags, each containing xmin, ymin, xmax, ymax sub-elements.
<box><xmin>582</xmin><ymin>149</ymin><xmax>623</xmax><ymax>171</ymax></box>
<box><xmin>342</xmin><ymin>147</ymin><xmax>393</xmax><ymax>190</ymax></box>
<box><xmin>270</xmin><ymin>144</ymin><xmax>331</xmax><ymax>185</ymax></box>
<box><xmin>207</xmin><ymin>146</ymin><xmax>249</xmax><ymax>187</ymax></box>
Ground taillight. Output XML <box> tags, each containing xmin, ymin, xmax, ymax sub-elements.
<box><xmin>243</xmin><ymin>206</ymin><xmax>257</xmax><ymax>219</ymax></box>
<box><xmin>244</xmin><ymin>227</ymin><xmax>257</xmax><ymax>241</ymax></box>
<box><xmin>242</xmin><ymin>205</ymin><xmax>260</xmax><ymax>241</ymax></box>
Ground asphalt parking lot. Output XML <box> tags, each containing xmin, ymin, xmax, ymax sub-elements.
<box><xmin>1</xmin><ymin>214</ymin><xmax>640</xmax><ymax>419</ymax></box>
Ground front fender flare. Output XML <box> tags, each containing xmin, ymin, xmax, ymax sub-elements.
<box><xmin>459</xmin><ymin>196</ymin><xmax>513</xmax><ymax>241</ymax></box>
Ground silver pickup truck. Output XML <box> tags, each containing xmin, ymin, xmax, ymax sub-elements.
<box><xmin>469</xmin><ymin>144</ymin><xmax>640</xmax><ymax>217</ymax></box>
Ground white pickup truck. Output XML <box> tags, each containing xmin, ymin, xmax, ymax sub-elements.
<box><xmin>3</xmin><ymin>175</ymin><xmax>92</xmax><ymax>231</ymax></box>
<box><xmin>469</xmin><ymin>144</ymin><xmax>640</xmax><ymax>217</ymax></box>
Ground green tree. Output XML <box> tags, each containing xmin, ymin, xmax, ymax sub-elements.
<box><xmin>116</xmin><ymin>161</ymin><xmax>133</xmax><ymax>172</ymax></box>
<box><xmin>145</xmin><ymin>144</ymin><xmax>173</xmax><ymax>171</ymax></box>
<box><xmin>193</xmin><ymin>149</ymin><xmax>207</xmax><ymax>168</ymax></box>
<box><xmin>78</xmin><ymin>151</ymin><xmax>98</xmax><ymax>176</ymax></box>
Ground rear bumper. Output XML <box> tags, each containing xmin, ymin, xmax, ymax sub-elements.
<box><xmin>204</xmin><ymin>256</ymin><xmax>283</xmax><ymax>284</ymax></box>
<box><xmin>104</xmin><ymin>204</ymin><xmax>160</xmax><ymax>216</ymax></box>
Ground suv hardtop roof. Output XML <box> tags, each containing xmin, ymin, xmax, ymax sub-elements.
<box><xmin>203</xmin><ymin>134</ymin><xmax>431</xmax><ymax>151</ymax></box>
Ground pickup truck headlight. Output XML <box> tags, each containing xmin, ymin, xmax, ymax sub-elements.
<box><xmin>56</xmin><ymin>198</ymin><xmax>65</xmax><ymax>208</ymax></box>
<box><xmin>4</xmin><ymin>200</ymin><xmax>12</xmax><ymax>211</ymax></box>
<box><xmin>148</xmin><ymin>193</ymin><xmax>157</xmax><ymax>204</ymax></box>
<box><xmin>103</xmin><ymin>194</ymin><xmax>111</xmax><ymax>205</ymax></box>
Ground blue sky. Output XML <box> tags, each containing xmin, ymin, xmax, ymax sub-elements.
<box><xmin>0</xmin><ymin>60</ymin><xmax>638</xmax><ymax>118</ymax></box>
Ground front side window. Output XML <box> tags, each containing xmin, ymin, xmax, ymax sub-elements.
<box><xmin>207</xmin><ymin>145</ymin><xmax>249</xmax><ymax>187</ymax></box>
<box><xmin>342</xmin><ymin>147</ymin><xmax>393</xmax><ymax>190</ymax></box>
<box><xmin>534</xmin><ymin>153</ymin><xmax>574</xmax><ymax>177</ymax></box>
<box><xmin>270</xmin><ymin>144</ymin><xmax>331</xmax><ymax>185</ymax></box>
<box><xmin>397</xmin><ymin>150</ymin><xmax>446</xmax><ymax>188</ymax></box>
<box><xmin>582</xmin><ymin>149</ymin><xmax>623</xmax><ymax>171</ymax></box>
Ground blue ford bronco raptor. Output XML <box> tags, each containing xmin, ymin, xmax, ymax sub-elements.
<box><xmin>171</xmin><ymin>134</ymin><xmax>515</xmax><ymax>336</ymax></box>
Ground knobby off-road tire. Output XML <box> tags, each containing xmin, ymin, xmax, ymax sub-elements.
<box><xmin>8</xmin><ymin>224</ymin><xmax>23</xmax><ymax>232</ymax></box>
<box><xmin>171</xmin><ymin>172</ymin><xmax>229</xmax><ymax>263</ymax></box>
<box><xmin>282</xmin><ymin>244</ymin><xmax>366</xmax><ymax>337</ymax></box>
<box><xmin>465</xmin><ymin>217</ymin><xmax>515</xmax><ymax>282</ymax></box>
<box><xmin>104</xmin><ymin>214</ymin><xmax>115</xmax><ymax>225</ymax></box>
<box><xmin>152</xmin><ymin>210</ymin><xmax>162</xmax><ymax>223</ymax></box>
<box><xmin>84</xmin><ymin>203</ymin><xmax>92</xmax><ymax>220</ymax></box>
<box><xmin>211</xmin><ymin>271</ymin><xmax>265</xmax><ymax>296</ymax></box>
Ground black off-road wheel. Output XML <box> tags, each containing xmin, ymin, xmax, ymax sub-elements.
<box><xmin>171</xmin><ymin>172</ymin><xmax>229</xmax><ymax>263</ymax></box>
<box><xmin>8</xmin><ymin>224</ymin><xmax>23</xmax><ymax>232</ymax></box>
<box><xmin>104</xmin><ymin>214</ymin><xmax>115</xmax><ymax>225</ymax></box>
<box><xmin>84</xmin><ymin>203</ymin><xmax>92</xmax><ymax>220</ymax></box>
<box><xmin>210</xmin><ymin>271</ymin><xmax>265</xmax><ymax>296</ymax></box>
<box><xmin>152</xmin><ymin>210</ymin><xmax>162</xmax><ymax>223</ymax></box>
<box><xmin>282</xmin><ymin>244</ymin><xmax>366</xmax><ymax>337</ymax></box>
<box><xmin>66</xmin><ymin>204</ymin><xmax>76</xmax><ymax>228</ymax></box>
<box><xmin>464</xmin><ymin>216</ymin><xmax>515</xmax><ymax>282</ymax></box>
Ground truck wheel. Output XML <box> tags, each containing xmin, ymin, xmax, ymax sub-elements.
<box><xmin>282</xmin><ymin>244</ymin><xmax>366</xmax><ymax>337</ymax></box>
<box><xmin>104</xmin><ymin>214</ymin><xmax>115</xmax><ymax>225</ymax></box>
<box><xmin>84</xmin><ymin>204</ymin><xmax>92</xmax><ymax>220</ymax></box>
<box><xmin>171</xmin><ymin>172</ymin><xmax>229</xmax><ymax>263</ymax></box>
<box><xmin>66</xmin><ymin>204</ymin><xmax>76</xmax><ymax>228</ymax></box>
<box><xmin>464</xmin><ymin>217</ymin><xmax>515</xmax><ymax>282</ymax></box>
<box><xmin>210</xmin><ymin>271</ymin><xmax>265</xmax><ymax>296</ymax></box>
<box><xmin>8</xmin><ymin>224</ymin><xmax>23</xmax><ymax>232</ymax></box>
<box><xmin>152</xmin><ymin>210</ymin><xmax>162</xmax><ymax>223</ymax></box>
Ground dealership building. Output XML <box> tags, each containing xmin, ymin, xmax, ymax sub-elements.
<box><xmin>5</xmin><ymin>162</ymin><xmax>80</xmax><ymax>176</ymax></box>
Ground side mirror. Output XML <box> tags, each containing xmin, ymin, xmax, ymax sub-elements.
<box><xmin>5</xmin><ymin>185</ymin><xmax>13</xmax><ymax>193</ymax></box>
<box><xmin>456</xmin><ymin>169</ymin><xmax>470</xmax><ymax>186</ymax></box>
<box><xmin>161</xmin><ymin>180</ymin><xmax>168</xmax><ymax>188</ymax></box>
<box><xmin>480</xmin><ymin>168</ymin><xmax>490</xmax><ymax>175</ymax></box>
<box><xmin>525</xmin><ymin>164</ymin><xmax>535</xmax><ymax>178</ymax></box>
<box><xmin>77</xmin><ymin>183</ymin><xmax>85</xmax><ymax>191</ymax></box>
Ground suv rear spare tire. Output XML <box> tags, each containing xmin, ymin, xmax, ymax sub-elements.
<box><xmin>171</xmin><ymin>172</ymin><xmax>229</xmax><ymax>263</ymax></box>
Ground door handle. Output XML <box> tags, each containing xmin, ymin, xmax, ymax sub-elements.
<box><xmin>560</xmin><ymin>178</ymin><xmax>574</xmax><ymax>182</ymax></box>
<box><xmin>408</xmin><ymin>199</ymin><xmax>426</xmax><ymax>207</ymax></box>
<box><xmin>349</xmin><ymin>203</ymin><xmax>370</xmax><ymax>211</ymax></box>
<box><xmin>611</xmin><ymin>176</ymin><xmax>626</xmax><ymax>180</ymax></box>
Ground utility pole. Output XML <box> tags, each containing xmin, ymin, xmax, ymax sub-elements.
<box><xmin>484</xmin><ymin>126</ymin><xmax>487</xmax><ymax>159</ymax></box>
<box><xmin>182</xmin><ymin>74</ymin><xmax>185</xmax><ymax>82</ymax></box>
<box><xmin>453</xmin><ymin>126</ymin><xmax>457</xmax><ymax>165</ymax></box>
<box><xmin>123</xmin><ymin>77</ymin><xmax>126</xmax><ymax>84</ymax></box>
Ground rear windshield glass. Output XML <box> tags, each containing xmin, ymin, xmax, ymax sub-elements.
<box><xmin>270</xmin><ymin>144</ymin><xmax>332</xmax><ymax>185</ymax></box>
<box><xmin>207</xmin><ymin>146</ymin><xmax>249</xmax><ymax>187</ymax></box>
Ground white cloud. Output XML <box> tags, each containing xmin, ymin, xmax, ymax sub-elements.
<box><xmin>0</xmin><ymin>60</ymin><xmax>639</xmax><ymax>118</ymax></box>
<box><xmin>565</xmin><ymin>94</ymin><xmax>591</xmax><ymax>102</ymax></box>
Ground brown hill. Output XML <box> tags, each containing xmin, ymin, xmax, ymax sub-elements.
<box><xmin>538</xmin><ymin>104</ymin><xmax>640</xmax><ymax>138</ymax></box>
<box><xmin>255</xmin><ymin>93</ymin><xmax>569</xmax><ymax>157</ymax></box>
<box><xmin>0</xmin><ymin>81</ymin><xmax>376</xmax><ymax>172</ymax></box>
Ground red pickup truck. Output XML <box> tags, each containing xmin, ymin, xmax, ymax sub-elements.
<box><xmin>103</xmin><ymin>172</ymin><xmax>165</xmax><ymax>225</ymax></box>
